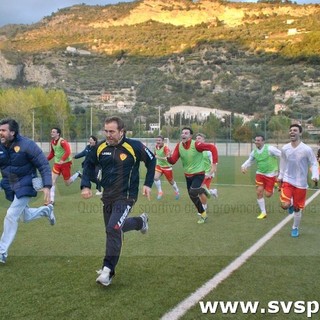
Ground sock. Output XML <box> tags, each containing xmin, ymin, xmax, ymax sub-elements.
<box><xmin>201</xmin><ymin>211</ymin><xmax>207</xmax><ymax>218</ymax></box>
<box><xmin>172</xmin><ymin>181</ymin><xmax>179</xmax><ymax>193</ymax></box>
<box><xmin>154</xmin><ymin>180</ymin><xmax>162</xmax><ymax>193</ymax></box>
<box><xmin>50</xmin><ymin>185</ymin><xmax>55</xmax><ymax>203</ymax></box>
<box><xmin>202</xmin><ymin>203</ymin><xmax>207</xmax><ymax>210</ymax></box>
<box><xmin>69</xmin><ymin>172</ymin><xmax>80</xmax><ymax>183</ymax></box>
<box><xmin>257</xmin><ymin>198</ymin><xmax>266</xmax><ymax>214</ymax></box>
<box><xmin>293</xmin><ymin>210</ymin><xmax>302</xmax><ymax>229</ymax></box>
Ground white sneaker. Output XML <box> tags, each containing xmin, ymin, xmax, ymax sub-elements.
<box><xmin>96</xmin><ymin>266</ymin><xmax>114</xmax><ymax>286</ymax></box>
<box><xmin>210</xmin><ymin>189</ymin><xmax>218</xmax><ymax>198</ymax></box>
<box><xmin>95</xmin><ymin>190</ymin><xmax>103</xmax><ymax>196</ymax></box>
<box><xmin>140</xmin><ymin>213</ymin><xmax>149</xmax><ymax>234</ymax></box>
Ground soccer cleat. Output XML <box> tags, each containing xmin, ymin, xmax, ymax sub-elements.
<box><xmin>257</xmin><ymin>212</ymin><xmax>267</xmax><ymax>219</ymax></box>
<box><xmin>47</xmin><ymin>204</ymin><xmax>56</xmax><ymax>225</ymax></box>
<box><xmin>197</xmin><ymin>212</ymin><xmax>207</xmax><ymax>224</ymax></box>
<box><xmin>197</xmin><ymin>216</ymin><xmax>208</xmax><ymax>224</ymax></box>
<box><xmin>210</xmin><ymin>189</ymin><xmax>218</xmax><ymax>198</ymax></box>
<box><xmin>291</xmin><ymin>228</ymin><xmax>299</xmax><ymax>238</ymax></box>
<box><xmin>95</xmin><ymin>190</ymin><xmax>103</xmax><ymax>196</ymax></box>
<box><xmin>140</xmin><ymin>213</ymin><xmax>149</xmax><ymax>234</ymax></box>
<box><xmin>96</xmin><ymin>266</ymin><xmax>114</xmax><ymax>287</ymax></box>
<box><xmin>288</xmin><ymin>205</ymin><xmax>294</xmax><ymax>214</ymax></box>
<box><xmin>157</xmin><ymin>191</ymin><xmax>163</xmax><ymax>200</ymax></box>
<box><xmin>175</xmin><ymin>191</ymin><xmax>180</xmax><ymax>200</ymax></box>
<box><xmin>0</xmin><ymin>253</ymin><xmax>7</xmax><ymax>264</ymax></box>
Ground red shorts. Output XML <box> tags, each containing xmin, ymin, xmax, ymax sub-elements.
<box><xmin>52</xmin><ymin>162</ymin><xmax>72</xmax><ymax>181</ymax></box>
<box><xmin>155</xmin><ymin>165</ymin><xmax>173</xmax><ymax>181</ymax></box>
<box><xmin>255</xmin><ymin>174</ymin><xmax>276</xmax><ymax>194</ymax></box>
<box><xmin>280</xmin><ymin>182</ymin><xmax>307</xmax><ymax>210</ymax></box>
<box><xmin>202</xmin><ymin>176</ymin><xmax>213</xmax><ymax>188</ymax></box>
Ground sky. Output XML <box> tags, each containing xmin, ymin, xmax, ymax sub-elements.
<box><xmin>0</xmin><ymin>0</ymin><xmax>319</xmax><ymax>27</ymax></box>
<box><xmin>0</xmin><ymin>0</ymin><xmax>134</xmax><ymax>27</ymax></box>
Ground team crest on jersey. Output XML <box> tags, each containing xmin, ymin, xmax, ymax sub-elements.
<box><xmin>14</xmin><ymin>146</ymin><xmax>20</xmax><ymax>153</ymax></box>
<box><xmin>120</xmin><ymin>153</ymin><xmax>127</xmax><ymax>161</ymax></box>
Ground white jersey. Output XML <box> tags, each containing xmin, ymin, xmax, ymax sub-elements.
<box><xmin>241</xmin><ymin>144</ymin><xmax>281</xmax><ymax>177</ymax></box>
<box><xmin>278</xmin><ymin>141</ymin><xmax>319</xmax><ymax>189</ymax></box>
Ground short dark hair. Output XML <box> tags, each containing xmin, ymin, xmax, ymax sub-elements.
<box><xmin>195</xmin><ymin>133</ymin><xmax>206</xmax><ymax>139</ymax></box>
<box><xmin>90</xmin><ymin>135</ymin><xmax>98</xmax><ymax>143</ymax></box>
<box><xmin>156</xmin><ymin>135</ymin><xmax>164</xmax><ymax>140</ymax></box>
<box><xmin>105</xmin><ymin>116</ymin><xmax>125</xmax><ymax>131</ymax></box>
<box><xmin>182</xmin><ymin>127</ymin><xmax>193</xmax><ymax>135</ymax></box>
<box><xmin>290</xmin><ymin>123</ymin><xmax>302</xmax><ymax>133</ymax></box>
<box><xmin>0</xmin><ymin>118</ymin><xmax>19</xmax><ymax>136</ymax></box>
<box><xmin>255</xmin><ymin>135</ymin><xmax>265</xmax><ymax>141</ymax></box>
<box><xmin>52</xmin><ymin>127</ymin><xmax>61</xmax><ymax>135</ymax></box>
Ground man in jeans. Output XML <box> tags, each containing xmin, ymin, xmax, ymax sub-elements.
<box><xmin>0</xmin><ymin>118</ymin><xmax>55</xmax><ymax>264</ymax></box>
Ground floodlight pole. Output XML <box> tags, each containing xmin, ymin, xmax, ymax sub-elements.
<box><xmin>90</xmin><ymin>105</ymin><xmax>93</xmax><ymax>136</ymax></box>
<box><xmin>158</xmin><ymin>105</ymin><xmax>161</xmax><ymax>135</ymax></box>
<box><xmin>32</xmin><ymin>109</ymin><xmax>35</xmax><ymax>140</ymax></box>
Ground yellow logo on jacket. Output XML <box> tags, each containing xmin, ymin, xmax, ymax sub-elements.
<box><xmin>14</xmin><ymin>146</ymin><xmax>20</xmax><ymax>152</ymax></box>
<box><xmin>120</xmin><ymin>153</ymin><xmax>127</xmax><ymax>161</ymax></box>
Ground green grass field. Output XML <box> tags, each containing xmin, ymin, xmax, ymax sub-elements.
<box><xmin>0</xmin><ymin>156</ymin><xmax>319</xmax><ymax>320</ymax></box>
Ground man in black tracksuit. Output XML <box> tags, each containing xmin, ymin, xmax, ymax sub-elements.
<box><xmin>81</xmin><ymin>116</ymin><xmax>156</xmax><ymax>287</ymax></box>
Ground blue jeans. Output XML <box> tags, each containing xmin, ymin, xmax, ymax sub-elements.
<box><xmin>0</xmin><ymin>195</ymin><xmax>49</xmax><ymax>256</ymax></box>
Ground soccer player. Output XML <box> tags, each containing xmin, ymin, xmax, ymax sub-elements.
<box><xmin>74</xmin><ymin>135</ymin><xmax>102</xmax><ymax>196</ymax></box>
<box><xmin>47</xmin><ymin>127</ymin><xmax>81</xmax><ymax>204</ymax></box>
<box><xmin>153</xmin><ymin>135</ymin><xmax>180</xmax><ymax>200</ymax></box>
<box><xmin>81</xmin><ymin>116</ymin><xmax>156</xmax><ymax>287</ymax></box>
<box><xmin>0</xmin><ymin>118</ymin><xmax>55</xmax><ymax>264</ymax></box>
<box><xmin>167</xmin><ymin>127</ymin><xmax>218</xmax><ymax>224</ymax></box>
<box><xmin>278</xmin><ymin>123</ymin><xmax>319</xmax><ymax>238</ymax></box>
<box><xmin>195</xmin><ymin>133</ymin><xmax>218</xmax><ymax>209</ymax></box>
<box><xmin>241</xmin><ymin>135</ymin><xmax>281</xmax><ymax>219</ymax></box>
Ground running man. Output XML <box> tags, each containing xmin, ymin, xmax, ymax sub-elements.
<box><xmin>81</xmin><ymin>116</ymin><xmax>156</xmax><ymax>287</ymax></box>
<box><xmin>154</xmin><ymin>135</ymin><xmax>180</xmax><ymax>200</ymax></box>
<box><xmin>278</xmin><ymin>124</ymin><xmax>319</xmax><ymax>237</ymax></box>
<box><xmin>168</xmin><ymin>127</ymin><xmax>218</xmax><ymax>224</ymax></box>
<box><xmin>241</xmin><ymin>135</ymin><xmax>281</xmax><ymax>219</ymax></box>
<box><xmin>47</xmin><ymin>127</ymin><xmax>81</xmax><ymax>204</ymax></box>
<box><xmin>0</xmin><ymin>118</ymin><xmax>55</xmax><ymax>264</ymax></box>
<box><xmin>195</xmin><ymin>133</ymin><xmax>218</xmax><ymax>209</ymax></box>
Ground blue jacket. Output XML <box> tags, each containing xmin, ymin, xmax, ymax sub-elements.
<box><xmin>0</xmin><ymin>134</ymin><xmax>52</xmax><ymax>202</ymax></box>
<box><xmin>81</xmin><ymin>136</ymin><xmax>156</xmax><ymax>201</ymax></box>
<box><xmin>74</xmin><ymin>144</ymin><xmax>94</xmax><ymax>168</ymax></box>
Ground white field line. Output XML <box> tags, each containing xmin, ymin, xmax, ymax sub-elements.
<box><xmin>161</xmin><ymin>189</ymin><xmax>320</xmax><ymax>320</ymax></box>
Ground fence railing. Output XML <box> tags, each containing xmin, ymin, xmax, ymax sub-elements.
<box><xmin>37</xmin><ymin>141</ymin><xmax>319</xmax><ymax>157</ymax></box>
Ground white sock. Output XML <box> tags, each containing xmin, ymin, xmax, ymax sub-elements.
<box><xmin>69</xmin><ymin>172</ymin><xmax>80</xmax><ymax>183</ymax></box>
<box><xmin>50</xmin><ymin>185</ymin><xmax>55</xmax><ymax>203</ymax></box>
<box><xmin>154</xmin><ymin>180</ymin><xmax>162</xmax><ymax>193</ymax></box>
<box><xmin>257</xmin><ymin>198</ymin><xmax>266</xmax><ymax>214</ymax></box>
<box><xmin>172</xmin><ymin>181</ymin><xmax>179</xmax><ymax>193</ymax></box>
<box><xmin>202</xmin><ymin>203</ymin><xmax>207</xmax><ymax>210</ymax></box>
<box><xmin>293</xmin><ymin>210</ymin><xmax>302</xmax><ymax>229</ymax></box>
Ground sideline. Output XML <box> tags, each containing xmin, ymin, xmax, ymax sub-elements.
<box><xmin>161</xmin><ymin>190</ymin><xmax>320</xmax><ymax>320</ymax></box>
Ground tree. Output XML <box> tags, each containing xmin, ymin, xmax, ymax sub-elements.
<box><xmin>233</xmin><ymin>125</ymin><xmax>253</xmax><ymax>142</ymax></box>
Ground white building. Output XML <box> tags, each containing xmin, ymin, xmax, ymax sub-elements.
<box><xmin>163</xmin><ymin>106</ymin><xmax>253</xmax><ymax>124</ymax></box>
